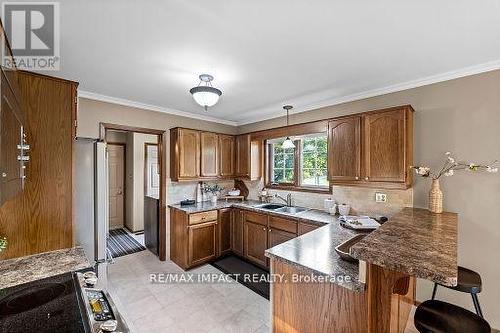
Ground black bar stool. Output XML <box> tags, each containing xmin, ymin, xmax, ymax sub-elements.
<box><xmin>414</xmin><ymin>300</ymin><xmax>490</xmax><ymax>333</ymax></box>
<box><xmin>432</xmin><ymin>266</ymin><xmax>483</xmax><ymax>317</ymax></box>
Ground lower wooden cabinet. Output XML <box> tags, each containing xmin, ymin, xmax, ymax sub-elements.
<box><xmin>231</xmin><ymin>209</ymin><xmax>244</xmax><ymax>256</ymax></box>
<box><xmin>298</xmin><ymin>221</ymin><xmax>322</xmax><ymax>235</ymax></box>
<box><xmin>268</xmin><ymin>228</ymin><xmax>296</xmax><ymax>248</ymax></box>
<box><xmin>244</xmin><ymin>220</ymin><xmax>268</xmax><ymax>267</ymax></box>
<box><xmin>218</xmin><ymin>208</ymin><xmax>232</xmax><ymax>256</ymax></box>
<box><xmin>188</xmin><ymin>221</ymin><xmax>217</xmax><ymax>267</ymax></box>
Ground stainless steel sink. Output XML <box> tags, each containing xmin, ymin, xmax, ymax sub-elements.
<box><xmin>254</xmin><ymin>203</ymin><xmax>285</xmax><ymax>210</ymax></box>
<box><xmin>275</xmin><ymin>206</ymin><xmax>309</xmax><ymax>214</ymax></box>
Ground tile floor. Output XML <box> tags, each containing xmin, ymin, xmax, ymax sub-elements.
<box><xmin>107</xmin><ymin>250</ymin><xmax>419</xmax><ymax>333</ymax></box>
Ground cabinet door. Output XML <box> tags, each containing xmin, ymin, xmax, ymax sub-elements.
<box><xmin>231</xmin><ymin>209</ymin><xmax>244</xmax><ymax>256</ymax></box>
<box><xmin>328</xmin><ymin>116</ymin><xmax>361</xmax><ymax>181</ymax></box>
<box><xmin>268</xmin><ymin>228</ymin><xmax>295</xmax><ymax>248</ymax></box>
<box><xmin>364</xmin><ymin>109</ymin><xmax>406</xmax><ymax>183</ymax></box>
<box><xmin>200</xmin><ymin>132</ymin><xmax>218</xmax><ymax>177</ymax></box>
<box><xmin>0</xmin><ymin>73</ymin><xmax>23</xmax><ymax>205</ymax></box>
<box><xmin>298</xmin><ymin>221</ymin><xmax>321</xmax><ymax>235</ymax></box>
<box><xmin>188</xmin><ymin>221</ymin><xmax>217</xmax><ymax>267</ymax></box>
<box><xmin>235</xmin><ymin>134</ymin><xmax>250</xmax><ymax>176</ymax></box>
<box><xmin>218</xmin><ymin>208</ymin><xmax>231</xmax><ymax>256</ymax></box>
<box><xmin>219</xmin><ymin>135</ymin><xmax>235</xmax><ymax>177</ymax></box>
<box><xmin>178</xmin><ymin>129</ymin><xmax>200</xmax><ymax>179</ymax></box>
<box><xmin>244</xmin><ymin>220</ymin><xmax>268</xmax><ymax>267</ymax></box>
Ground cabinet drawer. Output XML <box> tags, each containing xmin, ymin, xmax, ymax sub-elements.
<box><xmin>269</xmin><ymin>216</ymin><xmax>297</xmax><ymax>234</ymax></box>
<box><xmin>245</xmin><ymin>211</ymin><xmax>268</xmax><ymax>226</ymax></box>
<box><xmin>189</xmin><ymin>210</ymin><xmax>218</xmax><ymax>225</ymax></box>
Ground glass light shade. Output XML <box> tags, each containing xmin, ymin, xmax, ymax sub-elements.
<box><xmin>282</xmin><ymin>137</ymin><xmax>295</xmax><ymax>149</ymax></box>
<box><xmin>190</xmin><ymin>86</ymin><xmax>222</xmax><ymax>108</ymax></box>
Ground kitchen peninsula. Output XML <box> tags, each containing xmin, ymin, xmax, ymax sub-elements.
<box><xmin>266</xmin><ymin>208</ymin><xmax>458</xmax><ymax>333</ymax></box>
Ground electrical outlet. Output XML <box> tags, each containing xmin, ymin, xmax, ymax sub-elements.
<box><xmin>375</xmin><ymin>192</ymin><xmax>387</xmax><ymax>203</ymax></box>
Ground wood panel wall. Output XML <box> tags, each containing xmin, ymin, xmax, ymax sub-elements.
<box><xmin>0</xmin><ymin>71</ymin><xmax>78</xmax><ymax>259</ymax></box>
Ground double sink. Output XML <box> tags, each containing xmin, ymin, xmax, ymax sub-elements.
<box><xmin>253</xmin><ymin>203</ymin><xmax>309</xmax><ymax>215</ymax></box>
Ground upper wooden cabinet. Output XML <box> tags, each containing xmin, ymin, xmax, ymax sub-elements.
<box><xmin>327</xmin><ymin>105</ymin><xmax>413</xmax><ymax>189</ymax></box>
<box><xmin>235</xmin><ymin>134</ymin><xmax>262</xmax><ymax>180</ymax></box>
<box><xmin>328</xmin><ymin>116</ymin><xmax>361</xmax><ymax>182</ymax></box>
<box><xmin>170</xmin><ymin>128</ymin><xmax>200</xmax><ymax>181</ymax></box>
<box><xmin>219</xmin><ymin>134</ymin><xmax>235</xmax><ymax>177</ymax></box>
<box><xmin>364</xmin><ymin>108</ymin><xmax>408</xmax><ymax>183</ymax></box>
<box><xmin>200</xmin><ymin>132</ymin><xmax>218</xmax><ymax>177</ymax></box>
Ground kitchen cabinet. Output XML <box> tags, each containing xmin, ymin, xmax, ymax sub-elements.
<box><xmin>200</xmin><ymin>132</ymin><xmax>218</xmax><ymax>177</ymax></box>
<box><xmin>231</xmin><ymin>209</ymin><xmax>244</xmax><ymax>256</ymax></box>
<box><xmin>363</xmin><ymin>107</ymin><xmax>412</xmax><ymax>185</ymax></box>
<box><xmin>218</xmin><ymin>208</ymin><xmax>231</xmax><ymax>256</ymax></box>
<box><xmin>219</xmin><ymin>134</ymin><xmax>235</xmax><ymax>177</ymax></box>
<box><xmin>170</xmin><ymin>128</ymin><xmax>200</xmax><ymax>181</ymax></box>
<box><xmin>0</xmin><ymin>71</ymin><xmax>24</xmax><ymax>205</ymax></box>
<box><xmin>235</xmin><ymin>134</ymin><xmax>262</xmax><ymax>180</ymax></box>
<box><xmin>268</xmin><ymin>228</ymin><xmax>296</xmax><ymax>248</ymax></box>
<box><xmin>268</xmin><ymin>216</ymin><xmax>297</xmax><ymax>255</ymax></box>
<box><xmin>327</xmin><ymin>116</ymin><xmax>361</xmax><ymax>182</ymax></box>
<box><xmin>244</xmin><ymin>220</ymin><xmax>268</xmax><ymax>267</ymax></box>
<box><xmin>188</xmin><ymin>220</ymin><xmax>217</xmax><ymax>267</ymax></box>
<box><xmin>328</xmin><ymin>105</ymin><xmax>413</xmax><ymax>189</ymax></box>
<box><xmin>0</xmin><ymin>71</ymin><xmax>78</xmax><ymax>260</ymax></box>
<box><xmin>298</xmin><ymin>221</ymin><xmax>322</xmax><ymax>235</ymax></box>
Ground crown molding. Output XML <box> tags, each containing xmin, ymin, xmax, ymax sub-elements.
<box><xmin>78</xmin><ymin>91</ymin><xmax>238</xmax><ymax>126</ymax></box>
<box><xmin>236</xmin><ymin>59</ymin><xmax>500</xmax><ymax>125</ymax></box>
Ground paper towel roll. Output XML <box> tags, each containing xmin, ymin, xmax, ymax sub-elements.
<box><xmin>324</xmin><ymin>198</ymin><xmax>335</xmax><ymax>212</ymax></box>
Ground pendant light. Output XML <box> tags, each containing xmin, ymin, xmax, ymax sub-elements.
<box><xmin>189</xmin><ymin>74</ymin><xmax>222</xmax><ymax>111</ymax></box>
<box><xmin>282</xmin><ymin>105</ymin><xmax>295</xmax><ymax>149</ymax></box>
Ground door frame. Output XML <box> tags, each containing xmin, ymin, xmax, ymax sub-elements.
<box><xmin>100</xmin><ymin>123</ymin><xmax>167</xmax><ymax>261</ymax></box>
<box><xmin>106</xmin><ymin>142</ymin><xmax>126</xmax><ymax>230</ymax></box>
<box><xmin>144</xmin><ymin>142</ymin><xmax>159</xmax><ymax>197</ymax></box>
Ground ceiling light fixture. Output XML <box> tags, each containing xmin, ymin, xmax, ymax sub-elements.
<box><xmin>282</xmin><ymin>105</ymin><xmax>295</xmax><ymax>149</ymax></box>
<box><xmin>189</xmin><ymin>74</ymin><xmax>222</xmax><ymax>111</ymax></box>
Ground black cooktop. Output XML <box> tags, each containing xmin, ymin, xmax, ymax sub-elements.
<box><xmin>0</xmin><ymin>272</ymin><xmax>87</xmax><ymax>333</ymax></box>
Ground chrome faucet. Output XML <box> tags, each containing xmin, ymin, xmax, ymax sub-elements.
<box><xmin>274</xmin><ymin>193</ymin><xmax>293</xmax><ymax>206</ymax></box>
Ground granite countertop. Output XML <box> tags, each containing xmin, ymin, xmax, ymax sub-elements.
<box><xmin>265</xmin><ymin>221</ymin><xmax>368</xmax><ymax>292</ymax></box>
<box><xmin>0</xmin><ymin>247</ymin><xmax>91</xmax><ymax>289</ymax></box>
<box><xmin>350</xmin><ymin>207</ymin><xmax>458</xmax><ymax>286</ymax></box>
<box><xmin>168</xmin><ymin>200</ymin><xmax>335</xmax><ymax>226</ymax></box>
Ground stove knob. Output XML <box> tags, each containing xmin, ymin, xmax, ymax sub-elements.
<box><xmin>100</xmin><ymin>319</ymin><xmax>118</xmax><ymax>332</ymax></box>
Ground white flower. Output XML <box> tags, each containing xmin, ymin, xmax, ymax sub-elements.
<box><xmin>444</xmin><ymin>169</ymin><xmax>454</xmax><ymax>177</ymax></box>
<box><xmin>447</xmin><ymin>156</ymin><xmax>455</xmax><ymax>163</ymax></box>
<box><xmin>416</xmin><ymin>167</ymin><xmax>431</xmax><ymax>176</ymax></box>
<box><xmin>445</xmin><ymin>152</ymin><xmax>451</xmax><ymax>155</ymax></box>
<box><xmin>487</xmin><ymin>166</ymin><xmax>498</xmax><ymax>173</ymax></box>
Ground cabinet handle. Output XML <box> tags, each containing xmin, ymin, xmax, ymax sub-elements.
<box><xmin>262</xmin><ymin>227</ymin><xmax>266</xmax><ymax>231</ymax></box>
<box><xmin>365</xmin><ymin>177</ymin><xmax>369</xmax><ymax>181</ymax></box>
<box><xmin>355</xmin><ymin>176</ymin><xmax>359</xmax><ymax>180</ymax></box>
<box><xmin>2</xmin><ymin>172</ymin><xmax>6</xmax><ymax>178</ymax></box>
<box><xmin>268</xmin><ymin>229</ymin><xmax>272</xmax><ymax>232</ymax></box>
<box><xmin>17</xmin><ymin>155</ymin><xmax>30</xmax><ymax>162</ymax></box>
<box><xmin>17</xmin><ymin>144</ymin><xmax>30</xmax><ymax>151</ymax></box>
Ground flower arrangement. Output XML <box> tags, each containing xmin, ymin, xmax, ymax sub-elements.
<box><xmin>0</xmin><ymin>237</ymin><xmax>7</xmax><ymax>252</ymax></box>
<box><xmin>412</xmin><ymin>152</ymin><xmax>498</xmax><ymax>179</ymax></box>
<box><xmin>202</xmin><ymin>183</ymin><xmax>224</xmax><ymax>195</ymax></box>
<box><xmin>412</xmin><ymin>152</ymin><xmax>498</xmax><ymax>213</ymax></box>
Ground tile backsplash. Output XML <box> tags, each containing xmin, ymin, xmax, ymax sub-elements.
<box><xmin>167</xmin><ymin>179</ymin><xmax>235</xmax><ymax>205</ymax></box>
<box><xmin>244</xmin><ymin>179</ymin><xmax>413</xmax><ymax>217</ymax></box>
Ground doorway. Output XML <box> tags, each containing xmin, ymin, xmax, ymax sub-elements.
<box><xmin>101</xmin><ymin>123</ymin><xmax>166</xmax><ymax>261</ymax></box>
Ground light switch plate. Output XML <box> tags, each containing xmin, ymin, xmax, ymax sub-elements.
<box><xmin>375</xmin><ymin>192</ymin><xmax>387</xmax><ymax>203</ymax></box>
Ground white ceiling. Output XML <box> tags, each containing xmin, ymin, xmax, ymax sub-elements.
<box><xmin>41</xmin><ymin>0</ymin><xmax>500</xmax><ymax>125</ymax></box>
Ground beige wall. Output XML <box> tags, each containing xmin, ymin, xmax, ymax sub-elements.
<box><xmin>240</xmin><ymin>69</ymin><xmax>500</xmax><ymax>328</ymax></box>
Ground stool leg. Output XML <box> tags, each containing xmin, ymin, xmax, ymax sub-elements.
<box><xmin>431</xmin><ymin>283</ymin><xmax>438</xmax><ymax>300</ymax></box>
<box><xmin>471</xmin><ymin>293</ymin><xmax>483</xmax><ymax>318</ymax></box>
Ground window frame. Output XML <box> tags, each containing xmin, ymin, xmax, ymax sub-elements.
<box><xmin>265</xmin><ymin>133</ymin><xmax>331</xmax><ymax>194</ymax></box>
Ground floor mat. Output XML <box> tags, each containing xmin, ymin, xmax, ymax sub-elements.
<box><xmin>107</xmin><ymin>228</ymin><xmax>146</xmax><ymax>258</ymax></box>
<box><xmin>211</xmin><ymin>255</ymin><xmax>270</xmax><ymax>299</ymax></box>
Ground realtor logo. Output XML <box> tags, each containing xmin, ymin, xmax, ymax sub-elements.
<box><xmin>2</xmin><ymin>2</ymin><xmax>60</xmax><ymax>70</ymax></box>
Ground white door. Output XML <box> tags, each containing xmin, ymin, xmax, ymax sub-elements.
<box><xmin>145</xmin><ymin>144</ymin><xmax>159</xmax><ymax>198</ymax></box>
<box><xmin>108</xmin><ymin>144</ymin><xmax>125</xmax><ymax>229</ymax></box>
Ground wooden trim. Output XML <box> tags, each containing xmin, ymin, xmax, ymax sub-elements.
<box><xmin>100</xmin><ymin>123</ymin><xmax>167</xmax><ymax>261</ymax></box>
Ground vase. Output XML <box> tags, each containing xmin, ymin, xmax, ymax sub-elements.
<box><xmin>211</xmin><ymin>194</ymin><xmax>218</xmax><ymax>204</ymax></box>
<box><xmin>429</xmin><ymin>178</ymin><xmax>443</xmax><ymax>213</ymax></box>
